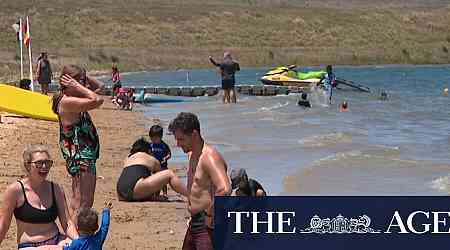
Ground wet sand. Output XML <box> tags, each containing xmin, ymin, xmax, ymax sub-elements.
<box><xmin>0</xmin><ymin>100</ymin><xmax>188</xmax><ymax>249</ymax></box>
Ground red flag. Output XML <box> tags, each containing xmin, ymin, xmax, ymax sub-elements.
<box><xmin>23</xmin><ymin>17</ymin><xmax>30</xmax><ymax>48</ymax></box>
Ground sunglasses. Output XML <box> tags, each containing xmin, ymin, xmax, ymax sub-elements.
<box><xmin>29</xmin><ymin>159</ymin><xmax>53</xmax><ymax>169</ymax></box>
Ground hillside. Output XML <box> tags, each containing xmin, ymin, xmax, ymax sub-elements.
<box><xmin>1</xmin><ymin>0</ymin><xmax>450</xmax><ymax>81</ymax></box>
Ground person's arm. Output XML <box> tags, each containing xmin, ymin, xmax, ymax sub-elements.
<box><xmin>0</xmin><ymin>184</ymin><xmax>17</xmax><ymax>245</ymax></box>
<box><xmin>49</xmin><ymin>62</ymin><xmax>53</xmax><ymax>80</ymax></box>
<box><xmin>209</xmin><ymin>56</ymin><xmax>220</xmax><ymax>67</ymax></box>
<box><xmin>162</xmin><ymin>141</ymin><xmax>172</xmax><ymax>162</ymax></box>
<box><xmin>201</xmin><ymin>152</ymin><xmax>231</xmax><ymax>221</ymax></box>
<box><xmin>94</xmin><ymin>207</ymin><xmax>110</xmax><ymax>245</ymax></box>
<box><xmin>86</xmin><ymin>76</ymin><xmax>105</xmax><ymax>94</ymax></box>
<box><xmin>60</xmin><ymin>75</ymin><xmax>104</xmax><ymax>113</ymax></box>
<box><xmin>54</xmin><ymin>184</ymin><xmax>78</xmax><ymax>240</ymax></box>
<box><xmin>235</xmin><ymin>62</ymin><xmax>240</xmax><ymax>72</ymax></box>
<box><xmin>205</xmin><ymin>153</ymin><xmax>231</xmax><ymax>197</ymax></box>
<box><xmin>145</xmin><ymin>155</ymin><xmax>161</xmax><ymax>173</ymax></box>
<box><xmin>35</xmin><ymin>60</ymin><xmax>41</xmax><ymax>81</ymax></box>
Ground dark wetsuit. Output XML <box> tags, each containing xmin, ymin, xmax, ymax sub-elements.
<box><xmin>236</xmin><ymin>179</ymin><xmax>267</xmax><ymax>197</ymax></box>
<box><xmin>210</xmin><ymin>58</ymin><xmax>240</xmax><ymax>90</ymax></box>
<box><xmin>297</xmin><ymin>100</ymin><xmax>312</xmax><ymax>108</ymax></box>
<box><xmin>116</xmin><ymin>164</ymin><xmax>152</xmax><ymax>201</ymax></box>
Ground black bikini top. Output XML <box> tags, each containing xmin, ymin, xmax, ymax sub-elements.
<box><xmin>13</xmin><ymin>180</ymin><xmax>58</xmax><ymax>224</ymax></box>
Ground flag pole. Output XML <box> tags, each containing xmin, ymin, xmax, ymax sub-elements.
<box><xmin>19</xmin><ymin>18</ymin><xmax>23</xmax><ymax>80</ymax></box>
<box><xmin>27</xmin><ymin>16</ymin><xmax>34</xmax><ymax>91</ymax></box>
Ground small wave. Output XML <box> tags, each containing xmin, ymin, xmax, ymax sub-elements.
<box><xmin>258</xmin><ymin>102</ymin><xmax>290</xmax><ymax>112</ymax></box>
<box><xmin>430</xmin><ymin>176</ymin><xmax>450</xmax><ymax>193</ymax></box>
<box><xmin>298</xmin><ymin>132</ymin><xmax>353</xmax><ymax>147</ymax></box>
<box><xmin>312</xmin><ymin>150</ymin><xmax>364</xmax><ymax>165</ymax></box>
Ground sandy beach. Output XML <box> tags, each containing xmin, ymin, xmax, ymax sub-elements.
<box><xmin>0</xmin><ymin>100</ymin><xmax>188</xmax><ymax>249</ymax></box>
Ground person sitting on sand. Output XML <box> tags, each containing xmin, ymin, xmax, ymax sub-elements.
<box><xmin>63</xmin><ymin>201</ymin><xmax>112</xmax><ymax>250</ymax></box>
<box><xmin>0</xmin><ymin>144</ymin><xmax>77</xmax><ymax>249</ymax></box>
<box><xmin>116</xmin><ymin>138</ymin><xmax>188</xmax><ymax>202</ymax></box>
<box><xmin>340</xmin><ymin>101</ymin><xmax>349</xmax><ymax>112</ymax></box>
<box><xmin>230</xmin><ymin>168</ymin><xmax>266</xmax><ymax>197</ymax></box>
<box><xmin>297</xmin><ymin>93</ymin><xmax>312</xmax><ymax>108</ymax></box>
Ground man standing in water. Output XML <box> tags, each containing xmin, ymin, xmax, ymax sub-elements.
<box><xmin>169</xmin><ymin>112</ymin><xmax>231</xmax><ymax>250</ymax></box>
<box><xmin>209</xmin><ymin>52</ymin><xmax>240</xmax><ymax>104</ymax></box>
<box><xmin>321</xmin><ymin>65</ymin><xmax>335</xmax><ymax>105</ymax></box>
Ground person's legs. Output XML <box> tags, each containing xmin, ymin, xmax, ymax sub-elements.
<box><xmin>192</xmin><ymin>229</ymin><xmax>213</xmax><ymax>250</ymax></box>
<box><xmin>182</xmin><ymin>227</ymin><xmax>194</xmax><ymax>250</ymax></box>
<box><xmin>70</xmin><ymin>165</ymin><xmax>96</xmax><ymax>225</ymax></box>
<box><xmin>133</xmin><ymin>169</ymin><xmax>187</xmax><ymax>200</ymax></box>
<box><xmin>225</xmin><ymin>89</ymin><xmax>231</xmax><ymax>103</ymax></box>
<box><xmin>230</xmin><ymin>87</ymin><xmax>237</xmax><ymax>103</ymax></box>
<box><xmin>41</xmin><ymin>83</ymin><xmax>49</xmax><ymax>95</ymax></box>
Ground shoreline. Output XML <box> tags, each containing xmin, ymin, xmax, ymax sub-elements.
<box><xmin>0</xmin><ymin>101</ymin><xmax>188</xmax><ymax>249</ymax></box>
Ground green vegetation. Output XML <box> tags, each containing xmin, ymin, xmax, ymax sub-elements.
<box><xmin>1</xmin><ymin>0</ymin><xmax>450</xmax><ymax>81</ymax></box>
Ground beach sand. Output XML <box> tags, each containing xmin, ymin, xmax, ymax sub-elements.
<box><xmin>0</xmin><ymin>100</ymin><xmax>188</xmax><ymax>249</ymax></box>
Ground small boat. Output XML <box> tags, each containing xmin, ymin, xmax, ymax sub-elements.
<box><xmin>260</xmin><ymin>65</ymin><xmax>325</xmax><ymax>88</ymax></box>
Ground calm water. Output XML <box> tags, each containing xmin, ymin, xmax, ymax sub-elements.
<box><xmin>100</xmin><ymin>65</ymin><xmax>450</xmax><ymax>195</ymax></box>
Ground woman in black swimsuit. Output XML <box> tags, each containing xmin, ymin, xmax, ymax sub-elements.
<box><xmin>0</xmin><ymin>144</ymin><xmax>78</xmax><ymax>249</ymax></box>
<box><xmin>117</xmin><ymin>138</ymin><xmax>188</xmax><ymax>201</ymax></box>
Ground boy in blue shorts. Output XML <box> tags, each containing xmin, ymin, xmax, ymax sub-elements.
<box><xmin>149</xmin><ymin>125</ymin><xmax>172</xmax><ymax>197</ymax></box>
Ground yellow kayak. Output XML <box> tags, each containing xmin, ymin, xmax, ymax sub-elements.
<box><xmin>0</xmin><ymin>84</ymin><xmax>58</xmax><ymax>122</ymax></box>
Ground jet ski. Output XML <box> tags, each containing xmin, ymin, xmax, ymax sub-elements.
<box><xmin>261</xmin><ymin>65</ymin><xmax>371</xmax><ymax>92</ymax></box>
<box><xmin>260</xmin><ymin>65</ymin><xmax>326</xmax><ymax>87</ymax></box>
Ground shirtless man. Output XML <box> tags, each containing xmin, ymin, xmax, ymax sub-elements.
<box><xmin>169</xmin><ymin>112</ymin><xmax>231</xmax><ymax>250</ymax></box>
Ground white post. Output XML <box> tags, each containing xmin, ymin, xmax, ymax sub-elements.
<box><xmin>19</xmin><ymin>18</ymin><xmax>23</xmax><ymax>80</ymax></box>
<box><xmin>27</xmin><ymin>16</ymin><xmax>34</xmax><ymax>91</ymax></box>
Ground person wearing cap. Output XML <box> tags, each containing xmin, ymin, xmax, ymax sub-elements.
<box><xmin>230</xmin><ymin>168</ymin><xmax>266</xmax><ymax>197</ymax></box>
<box><xmin>444</xmin><ymin>88</ymin><xmax>448</xmax><ymax>97</ymax></box>
<box><xmin>209</xmin><ymin>52</ymin><xmax>240</xmax><ymax>104</ymax></box>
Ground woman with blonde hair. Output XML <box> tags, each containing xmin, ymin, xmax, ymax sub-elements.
<box><xmin>0</xmin><ymin>144</ymin><xmax>77</xmax><ymax>249</ymax></box>
<box><xmin>52</xmin><ymin>65</ymin><xmax>104</xmax><ymax>225</ymax></box>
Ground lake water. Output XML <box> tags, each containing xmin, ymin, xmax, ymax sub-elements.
<box><xmin>100</xmin><ymin>65</ymin><xmax>450</xmax><ymax>195</ymax></box>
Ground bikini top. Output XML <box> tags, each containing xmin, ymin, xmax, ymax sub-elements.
<box><xmin>13</xmin><ymin>180</ymin><xmax>58</xmax><ymax>224</ymax></box>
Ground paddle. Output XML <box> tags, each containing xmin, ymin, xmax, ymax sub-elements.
<box><xmin>335</xmin><ymin>78</ymin><xmax>370</xmax><ymax>93</ymax></box>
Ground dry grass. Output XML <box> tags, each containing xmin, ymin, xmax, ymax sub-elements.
<box><xmin>1</xmin><ymin>0</ymin><xmax>450</xmax><ymax>82</ymax></box>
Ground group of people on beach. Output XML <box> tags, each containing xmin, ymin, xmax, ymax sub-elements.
<box><xmin>0</xmin><ymin>64</ymin><xmax>265</xmax><ymax>250</ymax></box>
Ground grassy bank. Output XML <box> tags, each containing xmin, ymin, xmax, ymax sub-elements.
<box><xmin>1</xmin><ymin>0</ymin><xmax>450</xmax><ymax>82</ymax></box>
